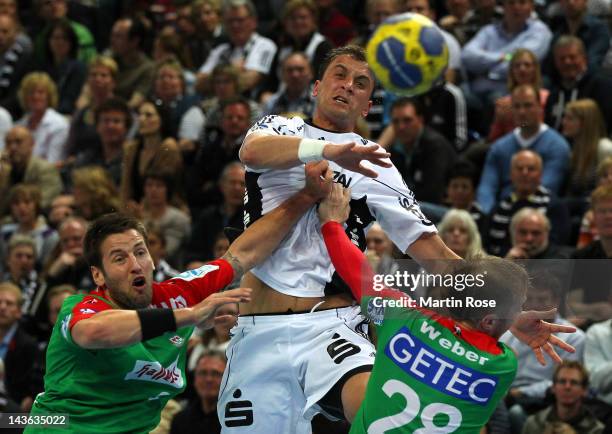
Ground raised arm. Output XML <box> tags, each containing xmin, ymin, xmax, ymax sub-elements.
<box><xmin>239</xmin><ymin>131</ymin><xmax>392</xmax><ymax>178</ymax></box>
<box><xmin>222</xmin><ymin>161</ymin><xmax>332</xmax><ymax>279</ymax></box>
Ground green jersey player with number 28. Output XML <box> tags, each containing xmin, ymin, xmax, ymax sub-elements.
<box><xmin>317</xmin><ymin>185</ymin><xmax>577</xmax><ymax>433</ymax></box>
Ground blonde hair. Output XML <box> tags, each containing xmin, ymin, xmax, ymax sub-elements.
<box><xmin>88</xmin><ymin>55</ymin><xmax>118</xmax><ymax>80</ymax></box>
<box><xmin>71</xmin><ymin>166</ymin><xmax>120</xmax><ymax>220</ymax></box>
<box><xmin>597</xmin><ymin>156</ymin><xmax>612</xmax><ymax>181</ymax></box>
<box><xmin>591</xmin><ymin>184</ymin><xmax>612</xmax><ymax>209</ymax></box>
<box><xmin>507</xmin><ymin>48</ymin><xmax>541</xmax><ymax>91</ymax></box>
<box><xmin>282</xmin><ymin>0</ymin><xmax>319</xmax><ymax>21</ymax></box>
<box><xmin>18</xmin><ymin>71</ymin><xmax>59</xmax><ymax>110</ymax></box>
<box><xmin>0</xmin><ymin>282</ymin><xmax>23</xmax><ymax>307</ymax></box>
<box><xmin>437</xmin><ymin>209</ymin><xmax>483</xmax><ymax>259</ymax></box>
<box><xmin>566</xmin><ymin>99</ymin><xmax>608</xmax><ymax>183</ymax></box>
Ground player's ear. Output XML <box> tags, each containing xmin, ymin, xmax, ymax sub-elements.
<box><xmin>478</xmin><ymin>313</ymin><xmax>499</xmax><ymax>335</ymax></box>
<box><xmin>312</xmin><ymin>80</ymin><xmax>321</xmax><ymax>97</ymax></box>
<box><xmin>91</xmin><ymin>266</ymin><xmax>105</xmax><ymax>287</ymax></box>
<box><xmin>362</xmin><ymin>100</ymin><xmax>373</xmax><ymax>118</ymax></box>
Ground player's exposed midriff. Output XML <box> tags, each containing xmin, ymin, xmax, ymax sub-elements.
<box><xmin>239</xmin><ymin>271</ymin><xmax>354</xmax><ymax>314</ymax></box>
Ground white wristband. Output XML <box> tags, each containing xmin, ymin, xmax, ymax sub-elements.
<box><xmin>297</xmin><ymin>138</ymin><xmax>327</xmax><ymax>163</ymax></box>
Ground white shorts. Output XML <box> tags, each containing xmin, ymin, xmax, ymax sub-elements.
<box><xmin>217</xmin><ymin>306</ymin><xmax>375</xmax><ymax>434</ymax></box>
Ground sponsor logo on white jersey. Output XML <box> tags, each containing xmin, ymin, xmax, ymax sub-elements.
<box><xmin>125</xmin><ymin>356</ymin><xmax>184</xmax><ymax>388</ymax></box>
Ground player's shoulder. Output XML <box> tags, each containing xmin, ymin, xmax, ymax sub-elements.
<box><xmin>247</xmin><ymin>114</ymin><xmax>306</xmax><ymax>137</ymax></box>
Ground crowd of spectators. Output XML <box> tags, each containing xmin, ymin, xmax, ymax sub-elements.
<box><xmin>0</xmin><ymin>0</ymin><xmax>612</xmax><ymax>433</ymax></box>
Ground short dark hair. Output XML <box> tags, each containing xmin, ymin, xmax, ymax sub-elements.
<box><xmin>220</xmin><ymin>95</ymin><xmax>251</xmax><ymax>116</ymax></box>
<box><xmin>94</xmin><ymin>97</ymin><xmax>132</xmax><ymax>129</ymax></box>
<box><xmin>84</xmin><ymin>213</ymin><xmax>147</xmax><ymax>270</ymax></box>
<box><xmin>45</xmin><ymin>19</ymin><xmax>79</xmax><ymax>60</ymax></box>
<box><xmin>390</xmin><ymin>97</ymin><xmax>425</xmax><ymax>118</ymax></box>
<box><xmin>126</xmin><ymin>17</ymin><xmax>148</xmax><ymax>49</ymax></box>
<box><xmin>448</xmin><ymin>159</ymin><xmax>478</xmax><ymax>186</ymax></box>
<box><xmin>318</xmin><ymin>45</ymin><xmax>373</xmax><ymax>82</ymax></box>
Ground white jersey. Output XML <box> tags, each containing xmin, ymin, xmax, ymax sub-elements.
<box><xmin>243</xmin><ymin>115</ymin><xmax>436</xmax><ymax>298</ymax></box>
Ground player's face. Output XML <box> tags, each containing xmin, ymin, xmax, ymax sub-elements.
<box><xmin>91</xmin><ymin>229</ymin><xmax>155</xmax><ymax>309</ymax></box>
<box><xmin>194</xmin><ymin>356</ymin><xmax>226</xmax><ymax>400</ymax></box>
<box><xmin>553</xmin><ymin>368</ymin><xmax>587</xmax><ymax>406</ymax></box>
<box><xmin>312</xmin><ymin>55</ymin><xmax>373</xmax><ymax>132</ymax></box>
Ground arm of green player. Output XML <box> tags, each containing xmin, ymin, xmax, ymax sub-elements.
<box><xmin>72</xmin><ymin>288</ymin><xmax>252</xmax><ymax>349</ymax></box>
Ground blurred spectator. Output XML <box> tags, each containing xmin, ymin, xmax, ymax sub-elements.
<box><xmin>0</xmin><ymin>106</ymin><xmax>11</xmax><ymax>150</ymax></box>
<box><xmin>545</xmin><ymin>36</ymin><xmax>612</xmax><ymax>132</ymax></box>
<box><xmin>562</xmin><ymin>99</ymin><xmax>612</xmax><ymax>221</ymax></box>
<box><xmin>66</xmin><ymin>56</ymin><xmax>118</xmax><ymax>162</ymax></box>
<box><xmin>38</xmin><ymin>18</ymin><xmax>86</xmax><ymax>115</ymax></box>
<box><xmin>150</xmin><ymin>59</ymin><xmax>200</xmax><ymax>138</ymax></box>
<box><xmin>0</xmin><ymin>358</ymin><xmax>22</xmax><ymax>429</ymax></box>
<box><xmin>186</xmin><ymin>162</ymin><xmax>244</xmax><ymax>262</ymax></box>
<box><xmin>33</xmin><ymin>0</ymin><xmax>96</xmax><ymax>64</ymax></box>
<box><xmin>270</xmin><ymin>0</ymin><xmax>332</xmax><ymax>92</ymax></box>
<box><xmin>71</xmin><ymin>166</ymin><xmax>120</xmax><ymax>221</ymax></box>
<box><xmin>315</xmin><ymin>0</ymin><xmax>356</xmax><ymax>47</ymax></box>
<box><xmin>477</xmin><ymin>84</ymin><xmax>570</xmax><ymax>214</ymax></box>
<box><xmin>146</xmin><ymin>225</ymin><xmax>179</xmax><ymax>283</ymax></box>
<box><xmin>505</xmin><ymin>208</ymin><xmax>574</xmax><ymax>260</ymax></box>
<box><xmin>442</xmin><ymin>0</ymin><xmax>503</xmax><ymax>45</ymax></box>
<box><xmin>0</xmin><ymin>282</ymin><xmax>41</xmax><ymax>411</ymax></box>
<box><xmin>0</xmin><ymin>13</ymin><xmax>32</xmax><ymax>118</ymax></box>
<box><xmin>585</xmin><ymin>317</ymin><xmax>612</xmax><ymax>410</ymax></box>
<box><xmin>487</xmin><ymin>150</ymin><xmax>570</xmax><ymax>256</ymax></box>
<box><xmin>212</xmin><ymin>232</ymin><xmax>229</xmax><ymax>259</ymax></box>
<box><xmin>522</xmin><ymin>361</ymin><xmax>604</xmax><ymax>434</ymax></box>
<box><xmin>577</xmin><ymin>157</ymin><xmax>612</xmax><ymax>248</ymax></box>
<box><xmin>1</xmin><ymin>236</ymin><xmax>47</xmax><ymax>339</ymax></box>
<box><xmin>262</xmin><ymin>52</ymin><xmax>315</xmax><ymax>117</ymax></box>
<box><xmin>109</xmin><ymin>17</ymin><xmax>155</xmax><ymax>108</ymax></box>
<box><xmin>502</xmin><ymin>272</ymin><xmax>585</xmax><ymax>433</ymax></box>
<box><xmin>462</xmin><ymin>0</ymin><xmax>552</xmax><ymax>119</ymax></box>
<box><xmin>151</xmin><ymin>31</ymin><xmax>196</xmax><ymax>94</ymax></box>
<box><xmin>47</xmin><ymin>194</ymin><xmax>75</xmax><ymax>229</ymax></box>
<box><xmin>38</xmin><ymin>284</ymin><xmax>75</xmax><ymax>350</ymax></box>
<box><xmin>1</xmin><ymin>184</ymin><xmax>59</xmax><ymax>266</ymax></box>
<box><xmin>488</xmin><ymin>48</ymin><xmax>549</xmax><ymax>142</ymax></box>
<box><xmin>439</xmin><ymin>0</ymin><xmax>472</xmax><ymax>39</ymax></box>
<box><xmin>389</xmin><ymin>97</ymin><xmax>456</xmax><ymax>204</ymax></box>
<box><xmin>548</xmin><ymin>0</ymin><xmax>610</xmax><ymax>75</ymax></box>
<box><xmin>120</xmin><ymin>101</ymin><xmax>183</xmax><ymax>213</ymax></box>
<box><xmin>569</xmin><ymin>185</ymin><xmax>612</xmax><ymax>326</ymax></box>
<box><xmin>0</xmin><ymin>126</ymin><xmax>63</xmax><ymax>214</ymax></box>
<box><xmin>364</xmin><ymin>222</ymin><xmax>399</xmax><ymax>275</ymax></box>
<box><xmin>196</xmin><ymin>0</ymin><xmax>277</xmax><ymax>99</ymax></box>
<box><xmin>72</xmin><ymin>97</ymin><xmax>130</xmax><ymax>188</ymax></box>
<box><xmin>437</xmin><ymin>209</ymin><xmax>484</xmax><ymax>259</ymax></box>
<box><xmin>186</xmin><ymin>97</ymin><xmax>250</xmax><ymax>212</ymax></box>
<box><xmin>171</xmin><ymin>351</ymin><xmax>226</xmax><ymax>434</ymax></box>
<box><xmin>186</xmin><ymin>0</ymin><xmax>225</xmax><ymax>71</ymax></box>
<box><xmin>0</xmin><ymin>0</ymin><xmax>31</xmax><ymax>53</ymax></box>
<box><xmin>16</xmin><ymin>72</ymin><xmax>69</xmax><ymax>165</ymax></box>
<box><xmin>445</xmin><ymin>160</ymin><xmax>486</xmax><ymax>232</ymax></box>
<box><xmin>43</xmin><ymin>216</ymin><xmax>92</xmax><ymax>292</ymax></box>
<box><xmin>141</xmin><ymin>173</ymin><xmax>191</xmax><ymax>266</ymax></box>
<box><xmin>181</xmin><ymin>65</ymin><xmax>261</xmax><ymax>153</ymax></box>
<box><xmin>404</xmin><ymin>0</ymin><xmax>463</xmax><ymax>85</ymax></box>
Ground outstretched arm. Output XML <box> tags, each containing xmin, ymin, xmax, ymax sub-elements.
<box><xmin>510</xmin><ymin>309</ymin><xmax>577</xmax><ymax>366</ymax></box>
<box><xmin>240</xmin><ymin>132</ymin><xmax>392</xmax><ymax>178</ymax></box>
<box><xmin>223</xmin><ymin>161</ymin><xmax>332</xmax><ymax>279</ymax></box>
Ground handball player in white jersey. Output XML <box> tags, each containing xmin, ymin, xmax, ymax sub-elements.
<box><xmin>217</xmin><ymin>45</ymin><xmax>460</xmax><ymax>433</ymax></box>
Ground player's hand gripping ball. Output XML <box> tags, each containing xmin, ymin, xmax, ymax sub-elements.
<box><xmin>366</xmin><ymin>12</ymin><xmax>449</xmax><ymax>96</ymax></box>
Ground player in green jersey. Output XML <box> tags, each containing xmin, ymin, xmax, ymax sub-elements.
<box><xmin>318</xmin><ymin>185</ymin><xmax>577</xmax><ymax>433</ymax></box>
<box><xmin>25</xmin><ymin>162</ymin><xmax>332</xmax><ymax>433</ymax></box>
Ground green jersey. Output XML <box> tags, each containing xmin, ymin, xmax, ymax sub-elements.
<box><xmin>26</xmin><ymin>260</ymin><xmax>234</xmax><ymax>433</ymax></box>
<box><xmin>350</xmin><ymin>298</ymin><xmax>517</xmax><ymax>434</ymax></box>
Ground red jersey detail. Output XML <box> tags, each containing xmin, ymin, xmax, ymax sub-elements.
<box><xmin>68</xmin><ymin>289</ymin><xmax>113</xmax><ymax>330</ymax></box>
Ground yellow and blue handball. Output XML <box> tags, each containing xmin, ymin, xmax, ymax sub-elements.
<box><xmin>366</xmin><ymin>13</ymin><xmax>449</xmax><ymax>96</ymax></box>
